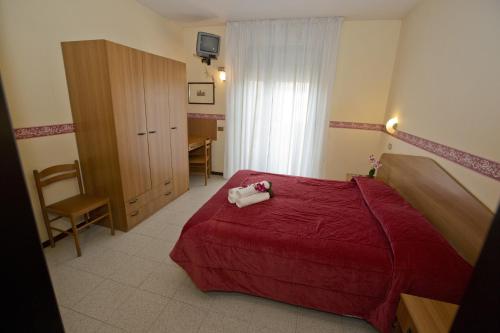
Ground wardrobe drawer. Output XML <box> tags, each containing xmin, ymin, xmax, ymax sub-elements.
<box><xmin>126</xmin><ymin>207</ymin><xmax>147</xmax><ymax>229</ymax></box>
<box><xmin>148</xmin><ymin>181</ymin><xmax>174</xmax><ymax>201</ymax></box>
<box><xmin>151</xmin><ymin>189</ymin><xmax>174</xmax><ymax>211</ymax></box>
<box><xmin>124</xmin><ymin>192</ymin><xmax>147</xmax><ymax>214</ymax></box>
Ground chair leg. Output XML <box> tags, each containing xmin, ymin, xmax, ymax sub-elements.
<box><xmin>107</xmin><ymin>201</ymin><xmax>115</xmax><ymax>236</ymax></box>
<box><xmin>204</xmin><ymin>162</ymin><xmax>208</xmax><ymax>186</ymax></box>
<box><xmin>70</xmin><ymin>216</ymin><xmax>82</xmax><ymax>257</ymax></box>
<box><xmin>42</xmin><ymin>213</ymin><xmax>55</xmax><ymax>248</ymax></box>
<box><xmin>47</xmin><ymin>224</ymin><xmax>55</xmax><ymax>248</ymax></box>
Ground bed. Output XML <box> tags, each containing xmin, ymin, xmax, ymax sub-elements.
<box><xmin>170</xmin><ymin>154</ymin><xmax>493</xmax><ymax>333</ymax></box>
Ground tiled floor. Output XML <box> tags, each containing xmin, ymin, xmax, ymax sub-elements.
<box><xmin>45</xmin><ymin>175</ymin><xmax>378</xmax><ymax>333</ymax></box>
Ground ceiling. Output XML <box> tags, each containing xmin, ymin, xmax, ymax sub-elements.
<box><xmin>137</xmin><ymin>0</ymin><xmax>420</xmax><ymax>26</ymax></box>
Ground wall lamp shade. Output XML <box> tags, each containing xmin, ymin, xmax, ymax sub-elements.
<box><xmin>386</xmin><ymin>117</ymin><xmax>398</xmax><ymax>134</ymax></box>
<box><xmin>218</xmin><ymin>67</ymin><xmax>226</xmax><ymax>81</ymax></box>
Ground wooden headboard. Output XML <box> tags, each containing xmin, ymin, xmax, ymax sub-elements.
<box><xmin>376</xmin><ymin>153</ymin><xmax>494</xmax><ymax>265</ymax></box>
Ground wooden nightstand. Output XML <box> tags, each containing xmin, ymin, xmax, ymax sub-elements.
<box><xmin>395</xmin><ymin>293</ymin><xmax>459</xmax><ymax>333</ymax></box>
<box><xmin>345</xmin><ymin>173</ymin><xmax>363</xmax><ymax>181</ymax></box>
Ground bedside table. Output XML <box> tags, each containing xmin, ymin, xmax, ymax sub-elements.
<box><xmin>345</xmin><ymin>173</ymin><xmax>363</xmax><ymax>181</ymax></box>
<box><xmin>395</xmin><ymin>293</ymin><xmax>459</xmax><ymax>333</ymax></box>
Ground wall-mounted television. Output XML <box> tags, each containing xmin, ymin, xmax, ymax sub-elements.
<box><xmin>196</xmin><ymin>32</ymin><xmax>220</xmax><ymax>65</ymax></box>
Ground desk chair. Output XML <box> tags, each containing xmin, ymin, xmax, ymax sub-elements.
<box><xmin>189</xmin><ymin>138</ymin><xmax>211</xmax><ymax>186</ymax></box>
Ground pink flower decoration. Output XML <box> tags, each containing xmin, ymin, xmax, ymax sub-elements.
<box><xmin>254</xmin><ymin>183</ymin><xmax>267</xmax><ymax>192</ymax></box>
<box><xmin>368</xmin><ymin>154</ymin><xmax>382</xmax><ymax>170</ymax></box>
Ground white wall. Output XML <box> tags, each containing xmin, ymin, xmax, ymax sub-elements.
<box><xmin>381</xmin><ymin>0</ymin><xmax>500</xmax><ymax>210</ymax></box>
<box><xmin>0</xmin><ymin>0</ymin><xmax>185</xmax><ymax>241</ymax></box>
<box><xmin>324</xmin><ymin>20</ymin><xmax>401</xmax><ymax>180</ymax></box>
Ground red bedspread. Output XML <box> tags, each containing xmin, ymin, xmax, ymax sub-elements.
<box><xmin>170</xmin><ymin>171</ymin><xmax>472</xmax><ymax>332</ymax></box>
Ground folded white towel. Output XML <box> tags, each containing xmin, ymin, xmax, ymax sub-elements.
<box><xmin>228</xmin><ymin>187</ymin><xmax>244</xmax><ymax>203</ymax></box>
<box><xmin>236</xmin><ymin>192</ymin><xmax>270</xmax><ymax>208</ymax></box>
<box><xmin>228</xmin><ymin>181</ymin><xmax>271</xmax><ymax>204</ymax></box>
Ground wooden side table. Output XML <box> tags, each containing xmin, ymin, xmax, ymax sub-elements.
<box><xmin>395</xmin><ymin>293</ymin><xmax>459</xmax><ymax>333</ymax></box>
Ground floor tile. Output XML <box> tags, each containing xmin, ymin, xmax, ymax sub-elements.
<box><xmin>73</xmin><ymin>279</ymin><xmax>134</xmax><ymax>322</ymax></box>
<box><xmin>296</xmin><ymin>307</ymin><xmax>343</xmax><ymax>333</ymax></box>
<box><xmin>44</xmin><ymin>176</ymin><xmax>239</xmax><ymax>333</ymax></box>
<box><xmin>139</xmin><ymin>264</ymin><xmax>187</xmax><ymax>297</ymax></box>
<box><xmin>172</xmin><ymin>278</ymin><xmax>216</xmax><ymax>310</ymax></box>
<box><xmin>67</xmin><ymin>247</ymin><xmax>129</xmax><ymax>277</ymax></box>
<box><xmin>210</xmin><ymin>292</ymin><xmax>259</xmax><ymax>322</ymax></box>
<box><xmin>109</xmin><ymin>256</ymin><xmax>157</xmax><ymax>287</ymax></box>
<box><xmin>148</xmin><ymin>299</ymin><xmax>208</xmax><ymax>333</ymax></box>
<box><xmin>342</xmin><ymin>316</ymin><xmax>378</xmax><ymax>333</ymax></box>
<box><xmin>135</xmin><ymin>237</ymin><xmax>176</xmax><ymax>262</ymax></box>
<box><xmin>96</xmin><ymin>323</ymin><xmax>125</xmax><ymax>333</ymax></box>
<box><xmin>131</xmin><ymin>217</ymin><xmax>169</xmax><ymax>238</ymax></box>
<box><xmin>77</xmin><ymin>225</ymin><xmax>117</xmax><ymax>248</ymax></box>
<box><xmin>44</xmin><ymin>237</ymin><xmax>79</xmax><ymax>267</ymax></box>
<box><xmin>162</xmin><ymin>199</ymin><xmax>199</xmax><ymax>215</ymax></box>
<box><xmin>248</xmin><ymin>325</ymin><xmax>284</xmax><ymax>333</ymax></box>
<box><xmin>59</xmin><ymin>306</ymin><xmax>103</xmax><ymax>333</ymax></box>
<box><xmin>250</xmin><ymin>297</ymin><xmax>298</xmax><ymax>333</ymax></box>
<box><xmin>155</xmin><ymin>223</ymin><xmax>183</xmax><ymax>242</ymax></box>
<box><xmin>50</xmin><ymin>265</ymin><xmax>104</xmax><ymax>307</ymax></box>
<box><xmin>157</xmin><ymin>209</ymin><xmax>196</xmax><ymax>227</ymax></box>
<box><xmin>107</xmin><ymin>289</ymin><xmax>168</xmax><ymax>332</ymax></box>
<box><xmin>199</xmin><ymin>311</ymin><xmax>250</xmax><ymax>333</ymax></box>
<box><xmin>105</xmin><ymin>232</ymin><xmax>153</xmax><ymax>255</ymax></box>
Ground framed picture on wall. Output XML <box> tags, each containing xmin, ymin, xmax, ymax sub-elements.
<box><xmin>188</xmin><ymin>82</ymin><xmax>215</xmax><ymax>104</ymax></box>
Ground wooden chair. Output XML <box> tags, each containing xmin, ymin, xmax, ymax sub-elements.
<box><xmin>33</xmin><ymin>160</ymin><xmax>114</xmax><ymax>256</ymax></box>
<box><xmin>189</xmin><ymin>138</ymin><xmax>211</xmax><ymax>186</ymax></box>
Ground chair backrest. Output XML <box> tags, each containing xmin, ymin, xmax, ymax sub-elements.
<box><xmin>33</xmin><ymin>160</ymin><xmax>84</xmax><ymax>209</ymax></box>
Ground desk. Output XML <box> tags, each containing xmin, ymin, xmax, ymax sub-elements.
<box><xmin>188</xmin><ymin>136</ymin><xmax>205</xmax><ymax>152</ymax></box>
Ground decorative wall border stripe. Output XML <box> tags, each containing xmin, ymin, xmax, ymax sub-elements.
<box><xmin>389</xmin><ymin>130</ymin><xmax>500</xmax><ymax>181</ymax></box>
<box><xmin>329</xmin><ymin>121</ymin><xmax>384</xmax><ymax>131</ymax></box>
<box><xmin>14</xmin><ymin>119</ymin><xmax>499</xmax><ymax>180</ymax></box>
<box><xmin>14</xmin><ymin>123</ymin><xmax>75</xmax><ymax>140</ymax></box>
<box><xmin>328</xmin><ymin>120</ymin><xmax>499</xmax><ymax>181</ymax></box>
<box><xmin>187</xmin><ymin>113</ymin><xmax>225</xmax><ymax>121</ymax></box>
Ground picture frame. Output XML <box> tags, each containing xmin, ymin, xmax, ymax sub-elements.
<box><xmin>188</xmin><ymin>82</ymin><xmax>215</xmax><ymax>104</ymax></box>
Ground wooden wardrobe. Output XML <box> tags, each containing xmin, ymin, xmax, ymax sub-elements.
<box><xmin>61</xmin><ymin>40</ymin><xmax>189</xmax><ymax>231</ymax></box>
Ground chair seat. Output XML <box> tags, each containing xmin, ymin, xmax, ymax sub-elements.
<box><xmin>189</xmin><ymin>155</ymin><xmax>208</xmax><ymax>164</ymax></box>
<box><xmin>46</xmin><ymin>194</ymin><xmax>108</xmax><ymax>218</ymax></box>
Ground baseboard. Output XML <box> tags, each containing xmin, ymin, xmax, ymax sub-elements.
<box><xmin>211</xmin><ymin>171</ymin><xmax>223</xmax><ymax>176</ymax></box>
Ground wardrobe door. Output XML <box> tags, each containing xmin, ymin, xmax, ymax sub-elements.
<box><xmin>168</xmin><ymin>59</ymin><xmax>189</xmax><ymax>197</ymax></box>
<box><xmin>143</xmin><ymin>53</ymin><xmax>173</xmax><ymax>189</ymax></box>
<box><xmin>106</xmin><ymin>42</ymin><xmax>151</xmax><ymax>200</ymax></box>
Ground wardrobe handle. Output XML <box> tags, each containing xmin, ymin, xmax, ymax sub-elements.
<box><xmin>137</xmin><ymin>132</ymin><xmax>146</xmax><ymax>136</ymax></box>
<box><xmin>148</xmin><ymin>130</ymin><xmax>156</xmax><ymax>134</ymax></box>
<box><xmin>130</xmin><ymin>210</ymin><xmax>139</xmax><ymax>217</ymax></box>
<box><xmin>128</xmin><ymin>198</ymin><xmax>138</xmax><ymax>204</ymax></box>
<box><xmin>164</xmin><ymin>191</ymin><xmax>172</xmax><ymax>196</ymax></box>
<box><xmin>171</xmin><ymin>127</ymin><xmax>177</xmax><ymax>130</ymax></box>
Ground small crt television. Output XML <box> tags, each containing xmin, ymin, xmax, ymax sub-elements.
<box><xmin>196</xmin><ymin>32</ymin><xmax>220</xmax><ymax>58</ymax></box>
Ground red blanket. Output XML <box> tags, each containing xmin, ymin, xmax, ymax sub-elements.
<box><xmin>170</xmin><ymin>171</ymin><xmax>472</xmax><ymax>332</ymax></box>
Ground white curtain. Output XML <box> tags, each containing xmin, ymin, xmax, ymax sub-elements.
<box><xmin>224</xmin><ymin>17</ymin><xmax>342</xmax><ymax>178</ymax></box>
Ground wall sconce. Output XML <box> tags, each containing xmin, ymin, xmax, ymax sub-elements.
<box><xmin>218</xmin><ymin>67</ymin><xmax>226</xmax><ymax>81</ymax></box>
<box><xmin>385</xmin><ymin>117</ymin><xmax>398</xmax><ymax>134</ymax></box>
